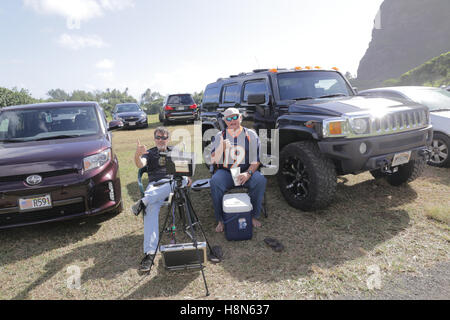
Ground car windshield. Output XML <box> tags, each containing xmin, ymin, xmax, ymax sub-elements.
<box><xmin>277</xmin><ymin>71</ymin><xmax>353</xmax><ymax>101</ymax></box>
<box><xmin>168</xmin><ymin>95</ymin><xmax>195</xmax><ymax>105</ymax></box>
<box><xmin>0</xmin><ymin>106</ymin><xmax>100</xmax><ymax>143</ymax></box>
<box><xmin>401</xmin><ymin>88</ymin><xmax>450</xmax><ymax>111</ymax></box>
<box><xmin>116</xmin><ymin>104</ymin><xmax>141</xmax><ymax>113</ymax></box>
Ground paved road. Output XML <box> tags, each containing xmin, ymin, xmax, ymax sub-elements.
<box><xmin>337</xmin><ymin>261</ymin><xmax>450</xmax><ymax>300</ymax></box>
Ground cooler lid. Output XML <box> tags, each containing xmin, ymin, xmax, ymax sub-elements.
<box><xmin>222</xmin><ymin>193</ymin><xmax>253</xmax><ymax>213</ymax></box>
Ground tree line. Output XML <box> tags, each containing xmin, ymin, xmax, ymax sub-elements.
<box><xmin>0</xmin><ymin>87</ymin><xmax>204</xmax><ymax>117</ymax></box>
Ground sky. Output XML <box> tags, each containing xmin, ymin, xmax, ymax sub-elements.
<box><xmin>0</xmin><ymin>0</ymin><xmax>384</xmax><ymax>101</ymax></box>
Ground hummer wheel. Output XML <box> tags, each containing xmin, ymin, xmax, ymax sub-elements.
<box><xmin>277</xmin><ymin>141</ymin><xmax>337</xmax><ymax>211</ymax></box>
<box><xmin>386</xmin><ymin>156</ymin><xmax>426</xmax><ymax>186</ymax></box>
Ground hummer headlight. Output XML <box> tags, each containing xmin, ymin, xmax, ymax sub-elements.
<box><xmin>351</xmin><ymin>118</ymin><xmax>370</xmax><ymax>134</ymax></box>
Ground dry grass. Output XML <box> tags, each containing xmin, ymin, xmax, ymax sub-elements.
<box><xmin>424</xmin><ymin>206</ymin><xmax>450</xmax><ymax>225</ymax></box>
<box><xmin>1</xmin><ymin>117</ymin><xmax>449</xmax><ymax>300</ymax></box>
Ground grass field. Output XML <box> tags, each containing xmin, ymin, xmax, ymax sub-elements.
<box><xmin>0</xmin><ymin>115</ymin><xmax>449</xmax><ymax>300</ymax></box>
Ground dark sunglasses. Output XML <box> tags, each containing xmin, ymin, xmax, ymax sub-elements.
<box><xmin>225</xmin><ymin>115</ymin><xmax>239</xmax><ymax>121</ymax></box>
<box><xmin>155</xmin><ymin>135</ymin><xmax>168</xmax><ymax>140</ymax></box>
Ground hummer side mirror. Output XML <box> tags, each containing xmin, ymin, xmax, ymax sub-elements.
<box><xmin>248</xmin><ymin>93</ymin><xmax>270</xmax><ymax>117</ymax></box>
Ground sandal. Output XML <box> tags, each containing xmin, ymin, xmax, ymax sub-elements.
<box><xmin>264</xmin><ymin>237</ymin><xmax>284</xmax><ymax>252</ymax></box>
<box><xmin>208</xmin><ymin>245</ymin><xmax>223</xmax><ymax>263</ymax></box>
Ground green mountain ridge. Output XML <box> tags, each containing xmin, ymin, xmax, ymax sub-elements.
<box><xmin>355</xmin><ymin>0</ymin><xmax>450</xmax><ymax>89</ymax></box>
<box><xmin>382</xmin><ymin>51</ymin><xmax>450</xmax><ymax>87</ymax></box>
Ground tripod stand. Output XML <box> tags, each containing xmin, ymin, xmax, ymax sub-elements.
<box><xmin>146</xmin><ymin>175</ymin><xmax>217</xmax><ymax>297</ymax></box>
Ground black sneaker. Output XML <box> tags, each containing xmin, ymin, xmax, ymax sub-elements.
<box><xmin>139</xmin><ymin>253</ymin><xmax>155</xmax><ymax>272</ymax></box>
<box><xmin>131</xmin><ymin>200</ymin><xmax>145</xmax><ymax>216</ymax></box>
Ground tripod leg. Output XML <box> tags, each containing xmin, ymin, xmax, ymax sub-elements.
<box><xmin>145</xmin><ymin>198</ymin><xmax>173</xmax><ymax>275</ymax></box>
<box><xmin>182</xmin><ymin>191</ymin><xmax>210</xmax><ymax>296</ymax></box>
<box><xmin>185</xmin><ymin>190</ymin><xmax>216</xmax><ymax>256</ymax></box>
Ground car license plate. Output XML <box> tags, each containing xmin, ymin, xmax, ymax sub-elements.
<box><xmin>129</xmin><ymin>121</ymin><xmax>136</xmax><ymax>126</ymax></box>
<box><xmin>392</xmin><ymin>151</ymin><xmax>411</xmax><ymax>167</ymax></box>
<box><xmin>19</xmin><ymin>194</ymin><xmax>52</xmax><ymax>211</ymax></box>
<box><xmin>177</xmin><ymin>106</ymin><xmax>184</xmax><ymax>111</ymax></box>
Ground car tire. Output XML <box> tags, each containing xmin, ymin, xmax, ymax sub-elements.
<box><xmin>385</xmin><ymin>156</ymin><xmax>426</xmax><ymax>186</ymax></box>
<box><xmin>277</xmin><ymin>141</ymin><xmax>337</xmax><ymax>211</ymax></box>
<box><xmin>428</xmin><ymin>132</ymin><xmax>450</xmax><ymax>168</ymax></box>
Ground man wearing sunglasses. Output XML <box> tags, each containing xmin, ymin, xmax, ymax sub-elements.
<box><xmin>132</xmin><ymin>126</ymin><xmax>191</xmax><ymax>272</ymax></box>
<box><xmin>210</xmin><ymin>108</ymin><xmax>267</xmax><ymax>233</ymax></box>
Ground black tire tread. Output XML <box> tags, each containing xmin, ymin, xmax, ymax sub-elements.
<box><xmin>277</xmin><ymin>141</ymin><xmax>337</xmax><ymax>211</ymax></box>
<box><xmin>386</xmin><ymin>156</ymin><xmax>426</xmax><ymax>186</ymax></box>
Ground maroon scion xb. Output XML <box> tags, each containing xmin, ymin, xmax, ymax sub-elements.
<box><xmin>0</xmin><ymin>102</ymin><xmax>124</xmax><ymax>229</ymax></box>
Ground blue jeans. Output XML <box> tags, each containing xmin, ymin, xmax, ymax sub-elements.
<box><xmin>210</xmin><ymin>169</ymin><xmax>267</xmax><ymax>223</ymax></box>
<box><xmin>141</xmin><ymin>177</ymin><xmax>188</xmax><ymax>255</ymax></box>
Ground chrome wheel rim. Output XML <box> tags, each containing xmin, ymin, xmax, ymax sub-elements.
<box><xmin>429</xmin><ymin>138</ymin><xmax>448</xmax><ymax>165</ymax></box>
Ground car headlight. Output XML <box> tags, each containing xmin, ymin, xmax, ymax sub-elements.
<box><xmin>83</xmin><ymin>149</ymin><xmax>111</xmax><ymax>171</ymax></box>
<box><xmin>350</xmin><ymin>117</ymin><xmax>370</xmax><ymax>134</ymax></box>
<box><xmin>323</xmin><ymin>118</ymin><xmax>349</xmax><ymax>137</ymax></box>
<box><xmin>140</xmin><ymin>114</ymin><xmax>147</xmax><ymax>120</ymax></box>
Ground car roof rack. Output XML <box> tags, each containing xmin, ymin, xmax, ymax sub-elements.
<box><xmin>253</xmin><ymin>69</ymin><xmax>269</xmax><ymax>73</ymax></box>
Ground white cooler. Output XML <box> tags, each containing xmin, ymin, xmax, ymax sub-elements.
<box><xmin>222</xmin><ymin>193</ymin><xmax>253</xmax><ymax>241</ymax></box>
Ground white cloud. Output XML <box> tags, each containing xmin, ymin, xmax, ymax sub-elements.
<box><xmin>58</xmin><ymin>33</ymin><xmax>107</xmax><ymax>50</ymax></box>
<box><xmin>95</xmin><ymin>59</ymin><xmax>115</xmax><ymax>69</ymax></box>
<box><xmin>99</xmin><ymin>0</ymin><xmax>134</xmax><ymax>11</ymax></box>
<box><xmin>96</xmin><ymin>71</ymin><xmax>115</xmax><ymax>83</ymax></box>
<box><xmin>24</xmin><ymin>0</ymin><xmax>134</xmax><ymax>29</ymax></box>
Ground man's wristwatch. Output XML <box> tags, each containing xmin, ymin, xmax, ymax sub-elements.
<box><xmin>247</xmin><ymin>170</ymin><xmax>253</xmax><ymax>177</ymax></box>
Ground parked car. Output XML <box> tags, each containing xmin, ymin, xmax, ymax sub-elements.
<box><xmin>0</xmin><ymin>101</ymin><xmax>123</xmax><ymax>229</ymax></box>
<box><xmin>359</xmin><ymin>86</ymin><xmax>450</xmax><ymax>167</ymax></box>
<box><xmin>200</xmin><ymin>68</ymin><xmax>432</xmax><ymax>211</ymax></box>
<box><xmin>159</xmin><ymin>93</ymin><xmax>198</xmax><ymax>125</ymax></box>
<box><xmin>112</xmin><ymin>103</ymin><xmax>148</xmax><ymax>129</ymax></box>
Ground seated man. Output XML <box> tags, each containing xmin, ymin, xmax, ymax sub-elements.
<box><xmin>132</xmin><ymin>126</ymin><xmax>190</xmax><ymax>272</ymax></box>
<box><xmin>209</xmin><ymin>108</ymin><xmax>267</xmax><ymax>233</ymax></box>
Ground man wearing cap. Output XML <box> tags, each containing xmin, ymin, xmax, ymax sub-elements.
<box><xmin>132</xmin><ymin>126</ymin><xmax>191</xmax><ymax>272</ymax></box>
<box><xmin>209</xmin><ymin>108</ymin><xmax>267</xmax><ymax>233</ymax></box>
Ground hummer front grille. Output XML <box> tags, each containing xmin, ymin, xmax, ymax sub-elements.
<box><xmin>371</xmin><ymin>109</ymin><xmax>429</xmax><ymax>134</ymax></box>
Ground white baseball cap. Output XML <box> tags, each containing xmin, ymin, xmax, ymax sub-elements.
<box><xmin>222</xmin><ymin>107</ymin><xmax>240</xmax><ymax>118</ymax></box>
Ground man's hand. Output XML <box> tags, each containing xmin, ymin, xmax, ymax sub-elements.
<box><xmin>222</xmin><ymin>138</ymin><xmax>232</xmax><ymax>151</ymax></box>
<box><xmin>237</xmin><ymin>172</ymin><xmax>251</xmax><ymax>185</ymax></box>
<box><xmin>187</xmin><ymin>177</ymin><xmax>192</xmax><ymax>187</ymax></box>
<box><xmin>134</xmin><ymin>139</ymin><xmax>148</xmax><ymax>168</ymax></box>
<box><xmin>136</xmin><ymin>139</ymin><xmax>148</xmax><ymax>157</ymax></box>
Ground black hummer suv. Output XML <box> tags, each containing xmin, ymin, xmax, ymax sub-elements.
<box><xmin>200</xmin><ymin>67</ymin><xmax>433</xmax><ymax>211</ymax></box>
